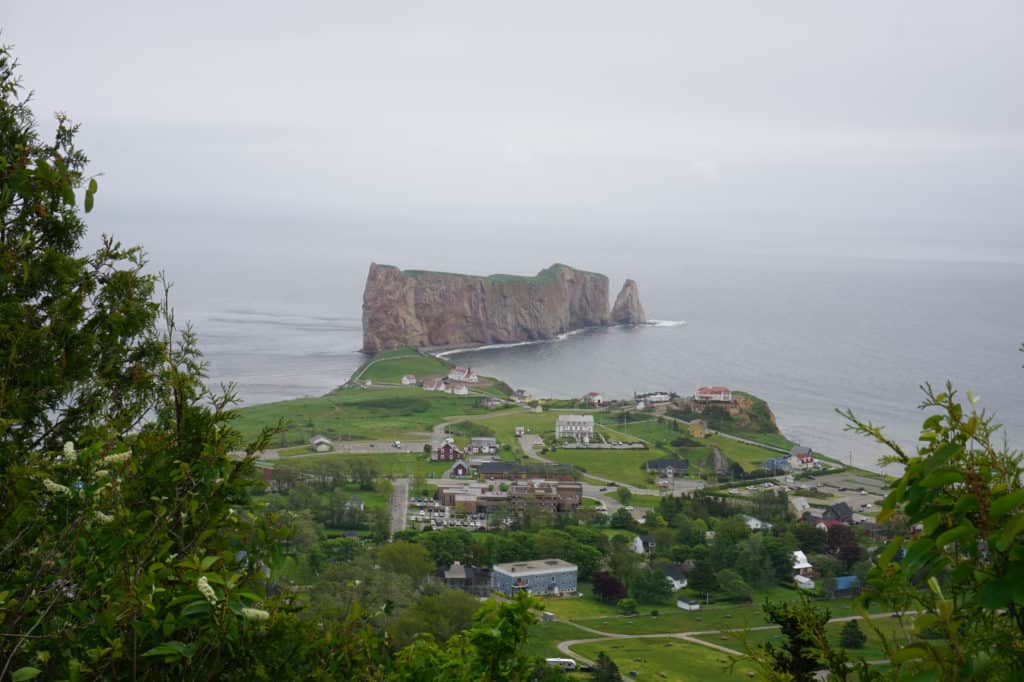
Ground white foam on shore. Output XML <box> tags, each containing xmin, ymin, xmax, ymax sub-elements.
<box><xmin>436</xmin><ymin>327</ymin><xmax>593</xmax><ymax>357</ymax></box>
<box><xmin>434</xmin><ymin>338</ymin><xmax>554</xmax><ymax>357</ymax></box>
<box><xmin>646</xmin><ymin>319</ymin><xmax>686</xmax><ymax>327</ymax></box>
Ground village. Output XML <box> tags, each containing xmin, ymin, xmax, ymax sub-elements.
<box><xmin>243</xmin><ymin>349</ymin><xmax>897</xmax><ymax>679</ymax></box>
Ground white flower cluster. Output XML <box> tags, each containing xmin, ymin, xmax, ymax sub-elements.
<box><xmin>241</xmin><ymin>607</ymin><xmax>270</xmax><ymax>622</ymax></box>
<box><xmin>94</xmin><ymin>469</ymin><xmax>110</xmax><ymax>479</ymax></box>
<box><xmin>197</xmin><ymin>576</ymin><xmax>218</xmax><ymax>605</ymax></box>
<box><xmin>102</xmin><ymin>450</ymin><xmax>132</xmax><ymax>466</ymax></box>
<box><xmin>94</xmin><ymin>511</ymin><xmax>114</xmax><ymax>524</ymax></box>
<box><xmin>63</xmin><ymin>441</ymin><xmax>76</xmax><ymax>457</ymax></box>
<box><xmin>42</xmin><ymin>479</ymin><xmax>71</xmax><ymax>495</ymax></box>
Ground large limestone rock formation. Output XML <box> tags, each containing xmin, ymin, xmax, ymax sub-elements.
<box><xmin>361</xmin><ymin>263</ymin><xmax>643</xmax><ymax>352</ymax></box>
<box><xmin>611</xmin><ymin>279</ymin><xmax>647</xmax><ymax>325</ymax></box>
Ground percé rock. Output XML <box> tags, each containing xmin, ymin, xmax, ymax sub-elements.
<box><xmin>611</xmin><ymin>279</ymin><xmax>646</xmax><ymax>325</ymax></box>
<box><xmin>361</xmin><ymin>263</ymin><xmax>644</xmax><ymax>352</ymax></box>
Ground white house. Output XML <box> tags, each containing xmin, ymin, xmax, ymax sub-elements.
<box><xmin>695</xmin><ymin>386</ymin><xmax>733</xmax><ymax>403</ymax></box>
<box><xmin>794</xmin><ymin>575</ymin><xmax>815</xmax><ymax>590</ymax></box>
<box><xmin>788</xmin><ymin>446</ymin><xmax>816</xmax><ymax>471</ymax></box>
<box><xmin>448</xmin><ymin>367</ymin><xmax>479</xmax><ymax>383</ymax></box>
<box><xmin>422</xmin><ymin>378</ymin><xmax>446</xmax><ymax>392</ymax></box>
<box><xmin>555</xmin><ymin>414</ymin><xmax>594</xmax><ymax>442</ymax></box>
<box><xmin>310</xmin><ymin>435</ymin><xmax>332</xmax><ymax>453</ymax></box>
<box><xmin>793</xmin><ymin>550</ymin><xmax>813</xmax><ymax>576</ymax></box>
<box><xmin>583</xmin><ymin>392</ymin><xmax>604</xmax><ymax>406</ymax></box>
<box><xmin>452</xmin><ymin>384</ymin><xmax>469</xmax><ymax>396</ymax></box>
<box><xmin>401</xmin><ymin>374</ymin><xmax>417</xmax><ymax>385</ymax></box>
<box><xmin>744</xmin><ymin>515</ymin><xmax>773</xmax><ymax>531</ymax></box>
<box><xmin>645</xmin><ymin>393</ymin><xmax>671</xmax><ymax>403</ymax></box>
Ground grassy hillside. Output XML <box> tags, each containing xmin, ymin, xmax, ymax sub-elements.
<box><xmin>353</xmin><ymin>347</ymin><xmax>452</xmax><ymax>384</ymax></box>
<box><xmin>234</xmin><ymin>387</ymin><xmax>498</xmax><ymax>447</ymax></box>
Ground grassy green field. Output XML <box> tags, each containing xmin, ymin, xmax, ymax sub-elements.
<box><xmin>571</xmin><ymin>638</ymin><xmax>756</xmax><ymax>681</ymax></box>
<box><xmin>455</xmin><ymin>411</ymin><xmax>557</xmax><ymax>457</ymax></box>
<box><xmin>234</xmin><ymin>386</ymin><xmax>500</xmax><ymax>447</ymax></box>
<box><xmin>525</xmin><ymin>621</ymin><xmax>590</xmax><ymax>660</ymax></box>
<box><xmin>703</xmin><ymin>434</ymin><xmax>779</xmax><ymax>473</ymax></box>
<box><xmin>701</xmin><ymin>615</ymin><xmax>910</xmax><ymax>664</ymax></box>
<box><xmin>594</xmin><ymin>417</ymin><xmax>781</xmax><ymax>475</ymax></box>
<box><xmin>543</xmin><ymin>448</ymin><xmax>656</xmax><ymax>487</ymax></box>
<box><xmin>353</xmin><ymin>347</ymin><xmax>452</xmax><ymax>384</ymax></box>
<box><xmin>272</xmin><ymin>451</ymin><xmax>451</xmax><ymax>478</ymax></box>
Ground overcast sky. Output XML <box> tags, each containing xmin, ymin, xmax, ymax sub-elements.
<box><xmin>4</xmin><ymin>1</ymin><xmax>1023</xmax><ymax>294</ymax></box>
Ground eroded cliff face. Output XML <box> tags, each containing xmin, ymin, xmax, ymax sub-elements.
<box><xmin>611</xmin><ymin>279</ymin><xmax>647</xmax><ymax>325</ymax></box>
<box><xmin>362</xmin><ymin>263</ymin><xmax>637</xmax><ymax>352</ymax></box>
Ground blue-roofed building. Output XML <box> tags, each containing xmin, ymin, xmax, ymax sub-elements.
<box><xmin>763</xmin><ymin>457</ymin><xmax>791</xmax><ymax>474</ymax></box>
<box><xmin>833</xmin><ymin>575</ymin><xmax>861</xmax><ymax>597</ymax></box>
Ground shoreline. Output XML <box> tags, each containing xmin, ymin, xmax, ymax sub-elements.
<box><xmin>426</xmin><ymin>319</ymin><xmax>686</xmax><ymax>358</ymax></box>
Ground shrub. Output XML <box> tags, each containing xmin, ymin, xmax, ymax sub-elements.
<box><xmin>617</xmin><ymin>598</ymin><xmax>638</xmax><ymax>615</ymax></box>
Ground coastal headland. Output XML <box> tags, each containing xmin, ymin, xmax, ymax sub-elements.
<box><xmin>361</xmin><ymin>263</ymin><xmax>647</xmax><ymax>352</ymax></box>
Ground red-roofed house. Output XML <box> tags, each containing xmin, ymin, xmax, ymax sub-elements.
<box><xmin>448</xmin><ymin>367</ymin><xmax>479</xmax><ymax>383</ymax></box>
<box><xmin>695</xmin><ymin>386</ymin><xmax>732</xmax><ymax>403</ymax></box>
<box><xmin>583</xmin><ymin>392</ymin><xmax>604</xmax><ymax>406</ymax></box>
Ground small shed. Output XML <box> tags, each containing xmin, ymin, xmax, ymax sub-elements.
<box><xmin>310</xmin><ymin>435</ymin><xmax>332</xmax><ymax>453</ymax></box>
<box><xmin>677</xmin><ymin>598</ymin><xmax>701</xmax><ymax>611</ymax></box>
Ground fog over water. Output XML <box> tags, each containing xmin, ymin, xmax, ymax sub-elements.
<box><xmin>5</xmin><ymin>2</ymin><xmax>1023</xmax><ymax>473</ymax></box>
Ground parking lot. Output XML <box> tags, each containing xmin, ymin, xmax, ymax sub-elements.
<box><xmin>407</xmin><ymin>496</ymin><xmax>489</xmax><ymax>530</ymax></box>
<box><xmin>726</xmin><ymin>470</ymin><xmax>889</xmax><ymax>518</ymax></box>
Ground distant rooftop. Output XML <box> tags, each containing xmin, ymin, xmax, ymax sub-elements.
<box><xmin>492</xmin><ymin>559</ymin><xmax>577</xmax><ymax>576</ymax></box>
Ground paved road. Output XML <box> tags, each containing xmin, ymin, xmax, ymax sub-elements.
<box><xmin>388</xmin><ymin>477</ymin><xmax>410</xmax><ymax>537</ymax></box>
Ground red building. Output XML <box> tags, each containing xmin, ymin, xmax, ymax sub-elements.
<box><xmin>432</xmin><ymin>442</ymin><xmax>464</xmax><ymax>461</ymax></box>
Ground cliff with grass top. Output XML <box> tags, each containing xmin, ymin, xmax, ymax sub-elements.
<box><xmin>362</xmin><ymin>263</ymin><xmax>644</xmax><ymax>352</ymax></box>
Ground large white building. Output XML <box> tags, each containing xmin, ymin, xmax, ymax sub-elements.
<box><xmin>555</xmin><ymin>414</ymin><xmax>594</xmax><ymax>442</ymax></box>
<box><xmin>695</xmin><ymin>386</ymin><xmax>732</xmax><ymax>403</ymax></box>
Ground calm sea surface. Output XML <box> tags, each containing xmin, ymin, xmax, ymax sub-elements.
<box><xmin>179</xmin><ymin>244</ymin><xmax>1023</xmax><ymax>476</ymax></box>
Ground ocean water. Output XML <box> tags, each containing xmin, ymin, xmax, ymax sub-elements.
<box><xmin>174</xmin><ymin>239</ymin><xmax>1023</xmax><ymax>476</ymax></box>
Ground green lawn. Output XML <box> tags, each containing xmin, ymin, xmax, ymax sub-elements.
<box><xmin>456</xmin><ymin>411</ymin><xmax>557</xmax><ymax>457</ymax></box>
<box><xmin>525</xmin><ymin>621</ymin><xmax>590</xmax><ymax>660</ymax></box>
<box><xmin>571</xmin><ymin>638</ymin><xmax>757</xmax><ymax>681</ymax></box>
<box><xmin>543</xmin><ymin>448</ymin><xmax>656</xmax><ymax>488</ymax></box>
<box><xmin>234</xmin><ymin>386</ymin><xmax>498</xmax><ymax>447</ymax></box>
<box><xmin>696</xmin><ymin>614</ymin><xmax>914</xmax><ymax>664</ymax></box>
<box><xmin>354</xmin><ymin>348</ymin><xmax>452</xmax><ymax>385</ymax></box>
<box><xmin>703</xmin><ymin>434</ymin><xmax>780</xmax><ymax>473</ymax></box>
<box><xmin>272</xmin><ymin>451</ymin><xmax>451</xmax><ymax>478</ymax></box>
<box><xmin>629</xmin><ymin>493</ymin><xmax>668</xmax><ymax>507</ymax></box>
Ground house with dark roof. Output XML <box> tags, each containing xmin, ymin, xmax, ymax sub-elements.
<box><xmin>440</xmin><ymin>561</ymin><xmax>492</xmax><ymax>597</ymax></box>
<box><xmin>445</xmin><ymin>461</ymin><xmax>472</xmax><ymax>478</ymax></box>
<box><xmin>644</xmin><ymin>458</ymin><xmax>688</xmax><ymax>474</ymax></box>
<box><xmin>823</xmin><ymin>502</ymin><xmax>854</xmax><ymax>524</ymax></box>
<box><xmin>653</xmin><ymin>562</ymin><xmax>688</xmax><ymax>591</ymax></box>
<box><xmin>477</xmin><ymin>462</ymin><xmax>529</xmax><ymax>479</ymax></box>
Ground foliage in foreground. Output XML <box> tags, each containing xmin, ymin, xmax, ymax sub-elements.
<box><xmin>746</xmin><ymin>378</ymin><xmax>1024</xmax><ymax>680</ymax></box>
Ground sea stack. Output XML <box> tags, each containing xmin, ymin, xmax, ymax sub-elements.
<box><xmin>611</xmin><ymin>279</ymin><xmax>647</xmax><ymax>325</ymax></box>
<box><xmin>361</xmin><ymin>263</ymin><xmax>645</xmax><ymax>352</ymax></box>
